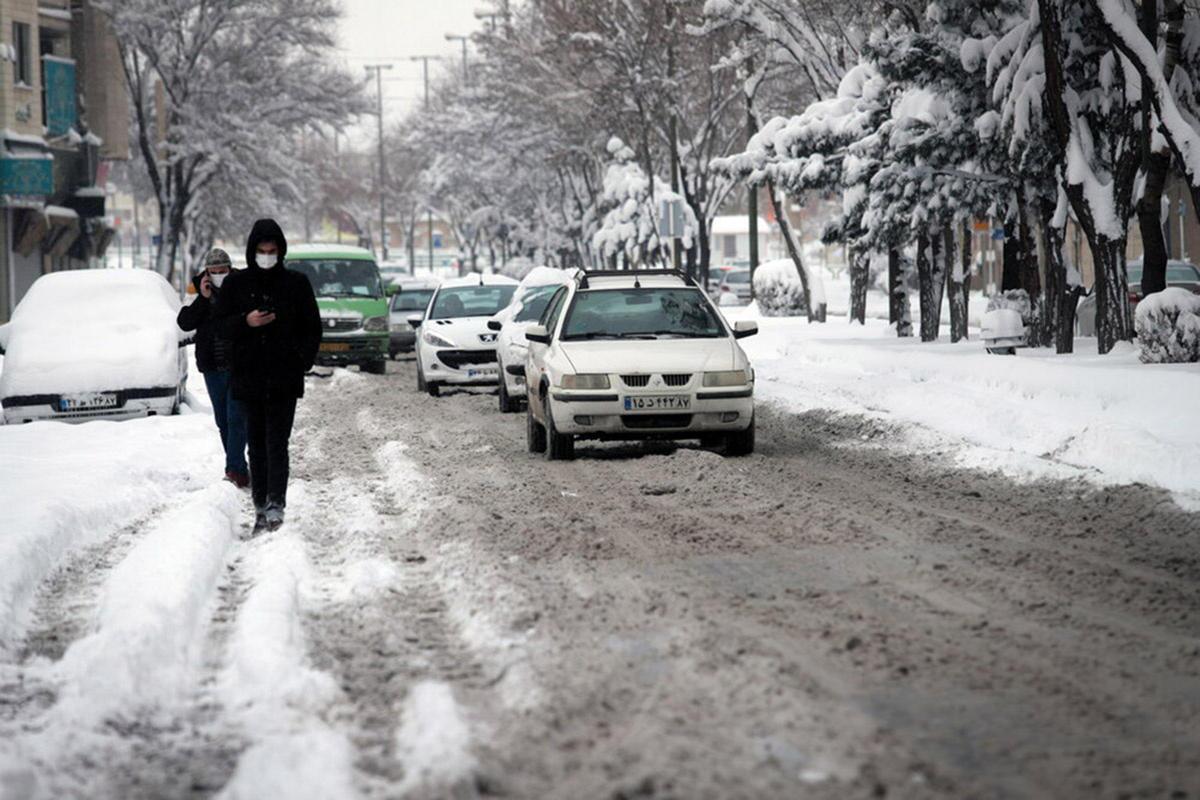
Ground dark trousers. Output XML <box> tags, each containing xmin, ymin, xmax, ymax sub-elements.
<box><xmin>243</xmin><ymin>393</ymin><xmax>298</xmax><ymax>509</ymax></box>
<box><xmin>203</xmin><ymin>370</ymin><xmax>248</xmax><ymax>474</ymax></box>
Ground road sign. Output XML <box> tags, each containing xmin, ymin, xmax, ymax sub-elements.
<box><xmin>659</xmin><ymin>199</ymin><xmax>686</xmax><ymax>238</ymax></box>
<box><xmin>990</xmin><ymin>228</ymin><xmax>1005</xmax><ymax>241</ymax></box>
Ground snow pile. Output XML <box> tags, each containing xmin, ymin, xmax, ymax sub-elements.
<box><xmin>1134</xmin><ymin>287</ymin><xmax>1200</xmax><ymax>364</ymax></box>
<box><xmin>52</xmin><ymin>483</ymin><xmax>240</xmax><ymax>721</ymax></box>
<box><xmin>752</xmin><ymin>259</ymin><xmax>808</xmax><ymax>317</ymax></box>
<box><xmin>0</xmin><ymin>269</ymin><xmax>182</xmax><ymax>398</ymax></box>
<box><xmin>986</xmin><ymin>288</ymin><xmax>1033</xmax><ymax>328</ymax></box>
<box><xmin>395</xmin><ymin>681</ymin><xmax>477</xmax><ymax>794</ymax></box>
<box><xmin>218</xmin><ymin>731</ymin><xmax>358</xmax><ymax>800</ymax></box>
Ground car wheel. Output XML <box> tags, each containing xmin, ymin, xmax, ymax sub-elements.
<box><xmin>724</xmin><ymin>415</ymin><xmax>755</xmax><ymax>457</ymax></box>
<box><xmin>498</xmin><ymin>371</ymin><xmax>518</xmax><ymax>414</ymax></box>
<box><xmin>986</xmin><ymin>346</ymin><xmax>1016</xmax><ymax>356</ymax></box>
<box><xmin>427</xmin><ymin>381</ymin><xmax>441</xmax><ymax>398</ymax></box>
<box><xmin>699</xmin><ymin>434</ymin><xmax>722</xmax><ymax>448</ymax></box>
<box><xmin>526</xmin><ymin>402</ymin><xmax>546</xmax><ymax>454</ymax></box>
<box><xmin>544</xmin><ymin>396</ymin><xmax>574</xmax><ymax>461</ymax></box>
<box><xmin>363</xmin><ymin>359</ymin><xmax>387</xmax><ymax>375</ymax></box>
<box><xmin>417</xmin><ymin>363</ymin><xmax>427</xmax><ymax>391</ymax></box>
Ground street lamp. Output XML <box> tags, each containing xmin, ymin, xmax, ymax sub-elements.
<box><xmin>444</xmin><ymin>33</ymin><xmax>470</xmax><ymax>83</ymax></box>
<box><xmin>364</xmin><ymin>63</ymin><xmax>393</xmax><ymax>260</ymax></box>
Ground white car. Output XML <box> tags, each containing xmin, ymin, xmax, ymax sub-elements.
<box><xmin>411</xmin><ymin>273</ymin><xmax>518</xmax><ymax>397</ymax></box>
<box><xmin>524</xmin><ymin>269</ymin><xmax>758</xmax><ymax>460</ymax></box>
<box><xmin>0</xmin><ymin>269</ymin><xmax>188</xmax><ymax>424</ymax></box>
<box><xmin>489</xmin><ymin>266</ymin><xmax>579</xmax><ymax>413</ymax></box>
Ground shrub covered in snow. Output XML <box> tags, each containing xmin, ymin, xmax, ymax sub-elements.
<box><xmin>986</xmin><ymin>289</ymin><xmax>1032</xmax><ymax>323</ymax></box>
<box><xmin>1134</xmin><ymin>288</ymin><xmax>1200</xmax><ymax>364</ymax></box>
<box><xmin>753</xmin><ymin>259</ymin><xmax>808</xmax><ymax>317</ymax></box>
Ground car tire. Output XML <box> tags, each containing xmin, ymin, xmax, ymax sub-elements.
<box><xmin>986</xmin><ymin>346</ymin><xmax>1016</xmax><ymax>356</ymax></box>
<box><xmin>699</xmin><ymin>434</ymin><xmax>722</xmax><ymax>448</ymax></box>
<box><xmin>417</xmin><ymin>363</ymin><xmax>427</xmax><ymax>391</ymax></box>
<box><xmin>427</xmin><ymin>381</ymin><xmax>441</xmax><ymax>398</ymax></box>
<box><xmin>544</xmin><ymin>396</ymin><xmax>574</xmax><ymax>461</ymax></box>
<box><xmin>363</xmin><ymin>359</ymin><xmax>387</xmax><ymax>375</ymax></box>
<box><xmin>526</xmin><ymin>403</ymin><xmax>546</xmax><ymax>454</ymax></box>
<box><xmin>724</xmin><ymin>415</ymin><xmax>755</xmax><ymax>457</ymax></box>
<box><xmin>498</xmin><ymin>372</ymin><xmax>519</xmax><ymax>414</ymax></box>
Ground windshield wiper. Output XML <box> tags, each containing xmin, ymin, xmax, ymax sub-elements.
<box><xmin>642</xmin><ymin>330</ymin><xmax>720</xmax><ymax>338</ymax></box>
<box><xmin>561</xmin><ymin>332</ymin><xmax>624</xmax><ymax>341</ymax></box>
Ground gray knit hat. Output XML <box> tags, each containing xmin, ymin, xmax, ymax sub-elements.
<box><xmin>204</xmin><ymin>248</ymin><xmax>232</xmax><ymax>269</ymax></box>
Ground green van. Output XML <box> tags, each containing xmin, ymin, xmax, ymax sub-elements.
<box><xmin>287</xmin><ymin>244</ymin><xmax>389</xmax><ymax>374</ymax></box>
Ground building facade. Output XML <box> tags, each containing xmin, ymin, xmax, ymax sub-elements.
<box><xmin>0</xmin><ymin>0</ymin><xmax>126</xmax><ymax>322</ymax></box>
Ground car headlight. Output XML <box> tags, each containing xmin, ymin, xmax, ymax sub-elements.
<box><xmin>560</xmin><ymin>373</ymin><xmax>610</xmax><ymax>390</ymax></box>
<box><xmin>423</xmin><ymin>330</ymin><xmax>455</xmax><ymax>348</ymax></box>
<box><xmin>703</xmin><ymin>369</ymin><xmax>750</xmax><ymax>387</ymax></box>
<box><xmin>364</xmin><ymin>315</ymin><xmax>388</xmax><ymax>332</ymax></box>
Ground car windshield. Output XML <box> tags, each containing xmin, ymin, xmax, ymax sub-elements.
<box><xmin>724</xmin><ymin>272</ymin><xmax>750</xmax><ymax>284</ymax></box>
<box><xmin>290</xmin><ymin>259</ymin><xmax>383</xmax><ymax>298</ymax></box>
<box><xmin>514</xmin><ymin>285</ymin><xmax>562</xmax><ymax>323</ymax></box>
<box><xmin>560</xmin><ymin>288</ymin><xmax>725</xmax><ymax>340</ymax></box>
<box><xmin>391</xmin><ymin>289</ymin><xmax>434</xmax><ymax>312</ymax></box>
<box><xmin>430</xmin><ymin>285</ymin><xmax>517</xmax><ymax>319</ymax></box>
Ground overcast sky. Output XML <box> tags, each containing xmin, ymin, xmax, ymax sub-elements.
<box><xmin>337</xmin><ymin>0</ymin><xmax>485</xmax><ymax>139</ymax></box>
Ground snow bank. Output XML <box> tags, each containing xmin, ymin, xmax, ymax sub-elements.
<box><xmin>395</xmin><ymin>681</ymin><xmax>477</xmax><ymax>794</ymax></box>
<box><xmin>0</xmin><ymin>412</ymin><xmax>223</xmax><ymax>653</ymax></box>
<box><xmin>52</xmin><ymin>483</ymin><xmax>240</xmax><ymax>721</ymax></box>
<box><xmin>218</xmin><ymin>731</ymin><xmax>358</xmax><ymax>800</ymax></box>
<box><xmin>753</xmin><ymin>259</ymin><xmax>808</xmax><ymax>317</ymax></box>
<box><xmin>724</xmin><ymin>308</ymin><xmax>1200</xmax><ymax>506</ymax></box>
<box><xmin>0</xmin><ymin>269</ymin><xmax>182</xmax><ymax>398</ymax></box>
<box><xmin>1135</xmin><ymin>287</ymin><xmax>1200</xmax><ymax>363</ymax></box>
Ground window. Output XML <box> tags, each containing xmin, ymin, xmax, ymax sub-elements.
<box><xmin>560</xmin><ymin>288</ymin><xmax>725</xmax><ymax>341</ymax></box>
<box><xmin>540</xmin><ymin>287</ymin><xmax>568</xmax><ymax>332</ymax></box>
<box><xmin>513</xmin><ymin>285</ymin><xmax>562</xmax><ymax>323</ymax></box>
<box><xmin>289</xmin><ymin>260</ymin><xmax>384</xmax><ymax>299</ymax></box>
<box><xmin>723</xmin><ymin>235</ymin><xmax>737</xmax><ymax>258</ymax></box>
<box><xmin>429</xmin><ymin>285</ymin><xmax>516</xmax><ymax>319</ymax></box>
<box><xmin>12</xmin><ymin>22</ymin><xmax>31</xmax><ymax>86</ymax></box>
<box><xmin>391</xmin><ymin>289</ymin><xmax>434</xmax><ymax>312</ymax></box>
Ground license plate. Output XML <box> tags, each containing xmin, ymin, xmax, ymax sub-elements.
<box><xmin>60</xmin><ymin>392</ymin><xmax>118</xmax><ymax>411</ymax></box>
<box><xmin>624</xmin><ymin>395</ymin><xmax>690</xmax><ymax>411</ymax></box>
<box><xmin>320</xmin><ymin>342</ymin><xmax>350</xmax><ymax>352</ymax></box>
<box><xmin>467</xmin><ymin>367</ymin><xmax>499</xmax><ymax>378</ymax></box>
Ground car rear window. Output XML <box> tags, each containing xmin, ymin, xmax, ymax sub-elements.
<box><xmin>514</xmin><ymin>285</ymin><xmax>561</xmax><ymax>323</ymax></box>
<box><xmin>1167</xmin><ymin>265</ymin><xmax>1200</xmax><ymax>281</ymax></box>
<box><xmin>560</xmin><ymin>288</ymin><xmax>724</xmax><ymax>340</ymax></box>
<box><xmin>725</xmin><ymin>272</ymin><xmax>750</xmax><ymax>284</ymax></box>
<box><xmin>391</xmin><ymin>289</ymin><xmax>434</xmax><ymax>312</ymax></box>
<box><xmin>430</xmin><ymin>285</ymin><xmax>517</xmax><ymax>319</ymax></box>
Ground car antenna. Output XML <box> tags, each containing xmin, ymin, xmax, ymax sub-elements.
<box><xmin>479</xmin><ymin>272</ymin><xmax>485</xmax><ymax>287</ymax></box>
<box><xmin>633</xmin><ymin>272</ymin><xmax>641</xmax><ymax>289</ymax></box>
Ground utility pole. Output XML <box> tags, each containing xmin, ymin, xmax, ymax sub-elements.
<box><xmin>445</xmin><ymin>34</ymin><xmax>470</xmax><ymax>84</ymax></box>
<box><xmin>666</xmin><ymin>4</ymin><xmax>682</xmax><ymax>273</ymax></box>
<box><xmin>746</xmin><ymin>58</ymin><xmax>760</xmax><ymax>299</ymax></box>
<box><xmin>410</xmin><ymin>56</ymin><xmax>438</xmax><ymax>275</ymax></box>
<box><xmin>364</xmin><ymin>64</ymin><xmax>393</xmax><ymax>260</ymax></box>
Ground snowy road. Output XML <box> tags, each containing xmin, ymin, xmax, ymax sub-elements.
<box><xmin>2</xmin><ymin>358</ymin><xmax>1198</xmax><ymax>799</ymax></box>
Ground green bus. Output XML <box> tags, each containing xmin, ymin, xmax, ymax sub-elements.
<box><xmin>287</xmin><ymin>244</ymin><xmax>389</xmax><ymax>374</ymax></box>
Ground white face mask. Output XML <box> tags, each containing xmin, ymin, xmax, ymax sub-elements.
<box><xmin>209</xmin><ymin>272</ymin><xmax>228</xmax><ymax>288</ymax></box>
<box><xmin>257</xmin><ymin>253</ymin><xmax>278</xmax><ymax>269</ymax></box>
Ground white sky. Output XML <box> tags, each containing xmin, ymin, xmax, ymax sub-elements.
<box><xmin>336</xmin><ymin>0</ymin><xmax>486</xmax><ymax>143</ymax></box>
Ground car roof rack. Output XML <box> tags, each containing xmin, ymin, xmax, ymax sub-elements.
<box><xmin>578</xmin><ymin>268</ymin><xmax>694</xmax><ymax>290</ymax></box>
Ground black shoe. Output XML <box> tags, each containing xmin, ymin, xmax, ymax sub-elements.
<box><xmin>265</xmin><ymin>503</ymin><xmax>285</xmax><ymax>531</ymax></box>
<box><xmin>252</xmin><ymin>511</ymin><xmax>268</xmax><ymax>535</ymax></box>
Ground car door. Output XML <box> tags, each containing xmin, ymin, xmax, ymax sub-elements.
<box><xmin>526</xmin><ymin>286</ymin><xmax>569</xmax><ymax>415</ymax></box>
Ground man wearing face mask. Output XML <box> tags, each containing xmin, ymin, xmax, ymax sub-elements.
<box><xmin>215</xmin><ymin>219</ymin><xmax>322</xmax><ymax>533</ymax></box>
<box><xmin>177</xmin><ymin>248</ymin><xmax>249</xmax><ymax>488</ymax></box>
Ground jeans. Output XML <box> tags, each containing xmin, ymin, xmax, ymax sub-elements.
<box><xmin>243</xmin><ymin>393</ymin><xmax>298</xmax><ymax>509</ymax></box>
<box><xmin>203</xmin><ymin>370</ymin><xmax>248</xmax><ymax>475</ymax></box>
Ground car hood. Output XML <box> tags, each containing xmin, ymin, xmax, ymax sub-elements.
<box><xmin>559</xmin><ymin>338</ymin><xmax>738</xmax><ymax>374</ymax></box>
<box><xmin>424</xmin><ymin>316</ymin><xmax>499</xmax><ymax>348</ymax></box>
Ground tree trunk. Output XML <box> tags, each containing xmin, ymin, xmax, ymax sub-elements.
<box><xmin>1135</xmin><ymin>0</ymin><xmax>1171</xmax><ymax>297</ymax></box>
<box><xmin>849</xmin><ymin>247</ymin><xmax>869</xmax><ymax>325</ymax></box>
<box><xmin>1016</xmin><ymin>196</ymin><xmax>1044</xmax><ymax>343</ymax></box>
<box><xmin>888</xmin><ymin>248</ymin><xmax>912</xmax><ymax>337</ymax></box>
<box><xmin>949</xmin><ymin>223</ymin><xmax>970</xmax><ymax>342</ymax></box>
<box><xmin>917</xmin><ymin>232</ymin><xmax>946</xmax><ymax>342</ymax></box>
<box><xmin>1001</xmin><ymin>217</ymin><xmax>1025</xmax><ymax>292</ymax></box>
<box><xmin>765</xmin><ymin>178</ymin><xmax>813</xmax><ymax>321</ymax></box>
<box><xmin>1094</xmin><ymin>236</ymin><xmax>1133</xmax><ymax>353</ymax></box>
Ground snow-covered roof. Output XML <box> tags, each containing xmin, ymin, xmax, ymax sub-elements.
<box><xmin>439</xmin><ymin>273</ymin><xmax>519</xmax><ymax>289</ymax></box>
<box><xmin>710</xmin><ymin>215</ymin><xmax>771</xmax><ymax>236</ymax></box>
<box><xmin>288</xmin><ymin>244</ymin><xmax>375</xmax><ymax>261</ymax></box>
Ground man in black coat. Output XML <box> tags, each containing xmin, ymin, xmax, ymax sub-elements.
<box><xmin>215</xmin><ymin>218</ymin><xmax>322</xmax><ymax>532</ymax></box>
<box><xmin>177</xmin><ymin>248</ymin><xmax>249</xmax><ymax>488</ymax></box>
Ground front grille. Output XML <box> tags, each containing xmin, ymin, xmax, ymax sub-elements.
<box><xmin>662</xmin><ymin>373</ymin><xmax>692</xmax><ymax>387</ymax></box>
<box><xmin>621</xmin><ymin>374</ymin><xmax>650</xmax><ymax>387</ymax></box>
<box><xmin>622</xmin><ymin>414</ymin><xmax>693</xmax><ymax>429</ymax></box>
<box><xmin>322</xmin><ymin>318</ymin><xmax>361</xmax><ymax>333</ymax></box>
<box><xmin>437</xmin><ymin>349</ymin><xmax>497</xmax><ymax>369</ymax></box>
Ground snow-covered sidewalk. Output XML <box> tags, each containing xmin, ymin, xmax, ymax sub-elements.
<box><xmin>728</xmin><ymin>307</ymin><xmax>1200</xmax><ymax>508</ymax></box>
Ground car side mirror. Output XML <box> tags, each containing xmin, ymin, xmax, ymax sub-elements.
<box><xmin>732</xmin><ymin>320</ymin><xmax>758</xmax><ymax>339</ymax></box>
<box><xmin>487</xmin><ymin>319</ymin><xmax>503</xmax><ymax>332</ymax></box>
<box><xmin>526</xmin><ymin>324</ymin><xmax>551</xmax><ymax>345</ymax></box>
<box><xmin>407</xmin><ymin>313</ymin><xmax>424</xmax><ymax>329</ymax></box>
<box><xmin>386</xmin><ymin>284</ymin><xmax>400</xmax><ymax>296</ymax></box>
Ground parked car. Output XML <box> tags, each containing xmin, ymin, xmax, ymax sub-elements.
<box><xmin>0</xmin><ymin>269</ymin><xmax>188</xmax><ymax>424</ymax></box>
<box><xmin>287</xmin><ymin>244</ymin><xmax>390</xmax><ymax>374</ymax></box>
<box><xmin>715</xmin><ymin>268</ymin><xmax>752</xmax><ymax>305</ymax></box>
<box><xmin>490</xmin><ymin>266</ymin><xmax>579</xmax><ymax>413</ymax></box>
<box><xmin>706</xmin><ymin>264</ymin><xmax>740</xmax><ymax>295</ymax></box>
<box><xmin>410</xmin><ymin>273</ymin><xmax>518</xmax><ymax>397</ymax></box>
<box><xmin>387</xmin><ymin>277</ymin><xmax>440</xmax><ymax>357</ymax></box>
<box><xmin>1077</xmin><ymin>259</ymin><xmax>1200</xmax><ymax>336</ymax></box>
<box><xmin>524</xmin><ymin>269</ymin><xmax>758</xmax><ymax>460</ymax></box>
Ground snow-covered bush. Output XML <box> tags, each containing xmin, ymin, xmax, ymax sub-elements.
<box><xmin>987</xmin><ymin>289</ymin><xmax>1032</xmax><ymax>326</ymax></box>
<box><xmin>1135</xmin><ymin>288</ymin><xmax>1200</xmax><ymax>364</ymax></box>
<box><xmin>753</xmin><ymin>259</ymin><xmax>808</xmax><ymax>317</ymax></box>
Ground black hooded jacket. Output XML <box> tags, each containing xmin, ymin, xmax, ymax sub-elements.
<box><xmin>214</xmin><ymin>219</ymin><xmax>322</xmax><ymax>400</ymax></box>
<box><xmin>176</xmin><ymin>272</ymin><xmax>233</xmax><ymax>373</ymax></box>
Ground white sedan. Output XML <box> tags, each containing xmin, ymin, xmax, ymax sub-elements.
<box><xmin>410</xmin><ymin>273</ymin><xmax>518</xmax><ymax>397</ymax></box>
<box><xmin>489</xmin><ymin>266</ymin><xmax>579</xmax><ymax>413</ymax></box>
<box><xmin>524</xmin><ymin>270</ymin><xmax>757</xmax><ymax>460</ymax></box>
<box><xmin>0</xmin><ymin>269</ymin><xmax>188</xmax><ymax>424</ymax></box>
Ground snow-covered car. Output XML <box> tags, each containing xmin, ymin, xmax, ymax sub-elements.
<box><xmin>489</xmin><ymin>266</ymin><xmax>579</xmax><ymax>413</ymax></box>
<box><xmin>388</xmin><ymin>276</ymin><xmax>440</xmax><ymax>357</ymax></box>
<box><xmin>0</xmin><ymin>269</ymin><xmax>188</xmax><ymax>424</ymax></box>
<box><xmin>411</xmin><ymin>273</ymin><xmax>518</xmax><ymax>397</ymax></box>
<box><xmin>715</xmin><ymin>268</ymin><xmax>752</xmax><ymax>305</ymax></box>
<box><xmin>524</xmin><ymin>269</ymin><xmax>758</xmax><ymax>460</ymax></box>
